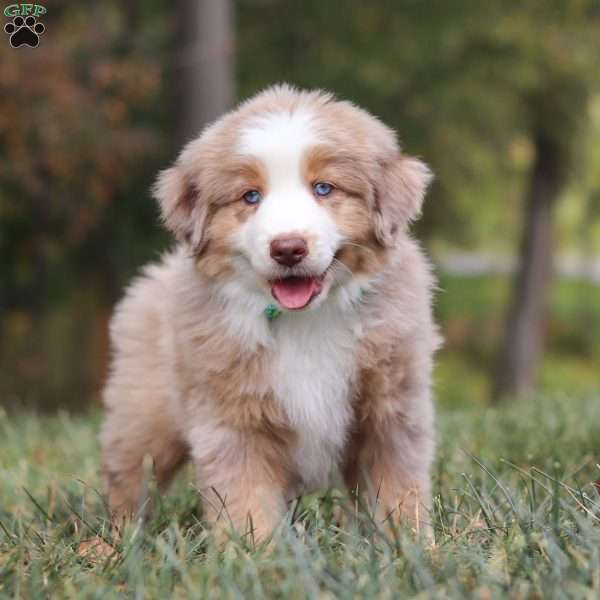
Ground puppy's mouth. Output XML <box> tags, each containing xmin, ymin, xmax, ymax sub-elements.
<box><xmin>270</xmin><ymin>275</ymin><xmax>324</xmax><ymax>310</ymax></box>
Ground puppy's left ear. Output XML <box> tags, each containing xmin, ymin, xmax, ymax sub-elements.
<box><xmin>373</xmin><ymin>155</ymin><xmax>433</xmax><ymax>246</ymax></box>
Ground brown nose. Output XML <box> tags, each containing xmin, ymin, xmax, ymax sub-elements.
<box><xmin>270</xmin><ymin>237</ymin><xmax>308</xmax><ymax>267</ymax></box>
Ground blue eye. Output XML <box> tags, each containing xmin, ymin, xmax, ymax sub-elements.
<box><xmin>243</xmin><ymin>190</ymin><xmax>261</xmax><ymax>205</ymax></box>
<box><xmin>314</xmin><ymin>182</ymin><xmax>333</xmax><ymax>197</ymax></box>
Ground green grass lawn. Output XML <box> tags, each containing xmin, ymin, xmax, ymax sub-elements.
<box><xmin>1</xmin><ymin>394</ymin><xmax>600</xmax><ymax>599</ymax></box>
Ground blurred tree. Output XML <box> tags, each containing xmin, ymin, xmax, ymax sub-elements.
<box><xmin>175</xmin><ymin>0</ymin><xmax>235</xmax><ymax>145</ymax></box>
<box><xmin>491</xmin><ymin>2</ymin><xmax>600</xmax><ymax>401</ymax></box>
<box><xmin>0</xmin><ymin>1</ymin><xmax>170</xmax><ymax>409</ymax></box>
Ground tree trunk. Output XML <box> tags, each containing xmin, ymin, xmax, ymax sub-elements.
<box><xmin>175</xmin><ymin>0</ymin><xmax>235</xmax><ymax>146</ymax></box>
<box><xmin>491</xmin><ymin>129</ymin><xmax>564</xmax><ymax>402</ymax></box>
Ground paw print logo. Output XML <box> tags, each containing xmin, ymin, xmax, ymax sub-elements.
<box><xmin>4</xmin><ymin>15</ymin><xmax>45</xmax><ymax>48</ymax></box>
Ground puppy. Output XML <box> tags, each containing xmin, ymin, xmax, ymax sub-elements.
<box><xmin>100</xmin><ymin>85</ymin><xmax>440</xmax><ymax>541</ymax></box>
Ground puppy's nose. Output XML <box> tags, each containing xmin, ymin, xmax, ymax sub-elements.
<box><xmin>270</xmin><ymin>237</ymin><xmax>308</xmax><ymax>267</ymax></box>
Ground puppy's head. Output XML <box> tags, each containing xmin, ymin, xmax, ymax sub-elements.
<box><xmin>154</xmin><ymin>85</ymin><xmax>432</xmax><ymax>312</ymax></box>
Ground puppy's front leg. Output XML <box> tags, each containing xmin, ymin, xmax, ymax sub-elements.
<box><xmin>190</xmin><ymin>423</ymin><xmax>293</xmax><ymax>543</ymax></box>
<box><xmin>344</xmin><ymin>413</ymin><xmax>435</xmax><ymax>540</ymax></box>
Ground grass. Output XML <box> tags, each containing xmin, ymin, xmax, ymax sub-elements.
<box><xmin>1</xmin><ymin>394</ymin><xmax>600</xmax><ymax>599</ymax></box>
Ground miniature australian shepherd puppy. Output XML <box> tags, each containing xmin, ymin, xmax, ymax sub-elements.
<box><xmin>100</xmin><ymin>85</ymin><xmax>441</xmax><ymax>542</ymax></box>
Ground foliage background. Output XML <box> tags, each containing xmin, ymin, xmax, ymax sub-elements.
<box><xmin>0</xmin><ymin>0</ymin><xmax>599</xmax><ymax>411</ymax></box>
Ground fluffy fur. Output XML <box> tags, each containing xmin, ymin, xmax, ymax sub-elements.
<box><xmin>100</xmin><ymin>85</ymin><xmax>441</xmax><ymax>541</ymax></box>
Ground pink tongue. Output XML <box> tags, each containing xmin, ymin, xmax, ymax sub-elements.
<box><xmin>271</xmin><ymin>277</ymin><xmax>320</xmax><ymax>310</ymax></box>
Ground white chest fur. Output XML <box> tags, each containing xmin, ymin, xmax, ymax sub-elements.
<box><xmin>270</xmin><ymin>302</ymin><xmax>363</xmax><ymax>491</ymax></box>
<box><xmin>215</xmin><ymin>275</ymin><xmax>369</xmax><ymax>492</ymax></box>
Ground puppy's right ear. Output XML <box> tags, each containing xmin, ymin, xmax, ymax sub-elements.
<box><xmin>152</xmin><ymin>166</ymin><xmax>208</xmax><ymax>251</ymax></box>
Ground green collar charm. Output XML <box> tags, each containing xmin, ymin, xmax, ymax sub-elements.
<box><xmin>263</xmin><ymin>303</ymin><xmax>282</xmax><ymax>320</ymax></box>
